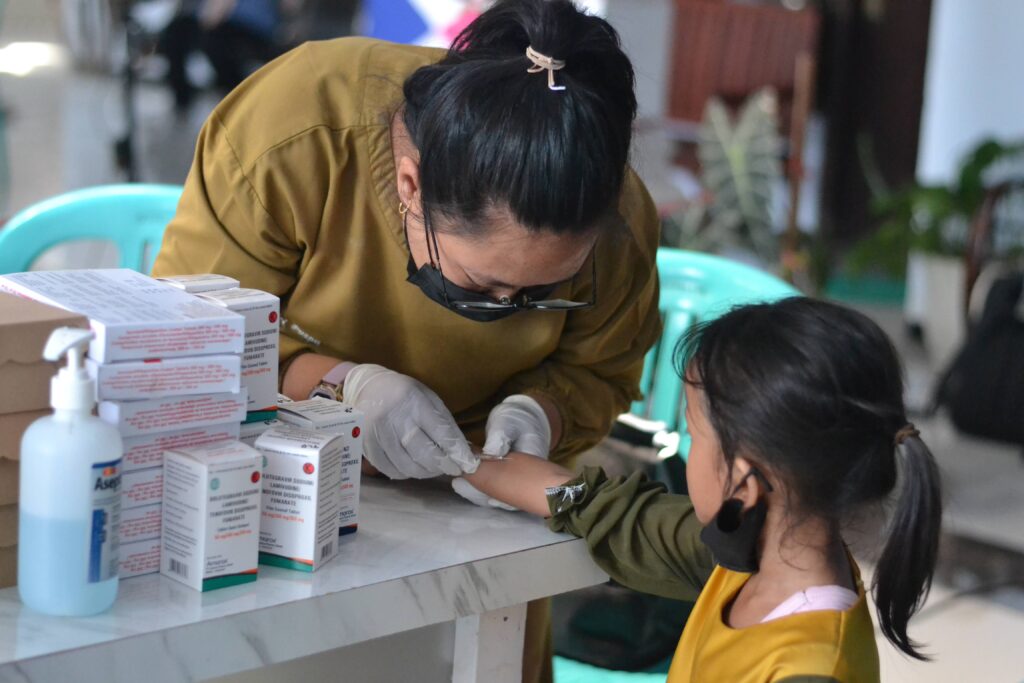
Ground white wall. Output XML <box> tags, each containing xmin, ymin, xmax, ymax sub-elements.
<box><xmin>917</xmin><ymin>0</ymin><xmax>1024</xmax><ymax>184</ymax></box>
<box><xmin>602</xmin><ymin>0</ymin><xmax>673</xmax><ymax>120</ymax></box>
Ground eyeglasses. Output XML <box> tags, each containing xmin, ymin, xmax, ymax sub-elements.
<box><xmin>424</xmin><ymin>213</ymin><xmax>598</xmax><ymax>313</ymax></box>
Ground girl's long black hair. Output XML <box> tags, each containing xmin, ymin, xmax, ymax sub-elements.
<box><xmin>676</xmin><ymin>297</ymin><xmax>942</xmax><ymax>659</ymax></box>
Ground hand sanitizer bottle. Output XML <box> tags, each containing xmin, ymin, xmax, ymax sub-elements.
<box><xmin>19</xmin><ymin>328</ymin><xmax>123</xmax><ymax>616</ymax></box>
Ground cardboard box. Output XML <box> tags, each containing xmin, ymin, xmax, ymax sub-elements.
<box><xmin>120</xmin><ymin>502</ymin><xmax>161</xmax><ymax>544</ymax></box>
<box><xmin>198</xmin><ymin>289</ymin><xmax>279</xmax><ymax>415</ymax></box>
<box><xmin>0</xmin><ymin>293</ymin><xmax>89</xmax><ymax>415</ymax></box>
<box><xmin>276</xmin><ymin>399</ymin><xmax>363</xmax><ymax>535</ymax></box>
<box><xmin>0</xmin><ymin>503</ymin><xmax>16</xmax><ymax>547</ymax></box>
<box><xmin>99</xmin><ymin>389</ymin><xmax>247</xmax><ymax>437</ymax></box>
<box><xmin>122</xmin><ymin>466</ymin><xmax>164</xmax><ymax>510</ymax></box>
<box><xmin>156</xmin><ymin>274</ymin><xmax>240</xmax><ymax>293</ymax></box>
<box><xmin>239</xmin><ymin>419</ymin><xmax>280</xmax><ymax>447</ymax></box>
<box><xmin>121</xmin><ymin>423</ymin><xmax>241</xmax><ymax>473</ymax></box>
<box><xmin>120</xmin><ymin>538</ymin><xmax>161</xmax><ymax>579</ymax></box>
<box><xmin>0</xmin><ymin>545</ymin><xmax>15</xmax><ymax>588</ymax></box>
<box><xmin>0</xmin><ymin>410</ymin><xmax>47</xmax><ymax>461</ymax></box>
<box><xmin>0</xmin><ymin>269</ymin><xmax>245</xmax><ymax>363</ymax></box>
<box><xmin>0</xmin><ymin>459</ymin><xmax>18</xmax><ymax>506</ymax></box>
<box><xmin>254</xmin><ymin>425</ymin><xmax>342</xmax><ymax>572</ymax></box>
<box><xmin>87</xmin><ymin>355</ymin><xmax>241</xmax><ymax>401</ymax></box>
<box><xmin>162</xmin><ymin>442</ymin><xmax>262</xmax><ymax>591</ymax></box>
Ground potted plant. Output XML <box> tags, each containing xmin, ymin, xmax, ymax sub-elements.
<box><xmin>661</xmin><ymin>88</ymin><xmax>784</xmax><ymax>268</ymax></box>
<box><xmin>849</xmin><ymin>138</ymin><xmax>1024</xmax><ymax>366</ymax></box>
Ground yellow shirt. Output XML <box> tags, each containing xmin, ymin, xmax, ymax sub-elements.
<box><xmin>152</xmin><ymin>37</ymin><xmax>662</xmax><ymax>462</ymax></box>
<box><xmin>669</xmin><ymin>565</ymin><xmax>879</xmax><ymax>682</ymax></box>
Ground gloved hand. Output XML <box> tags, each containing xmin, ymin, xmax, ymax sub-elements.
<box><xmin>342</xmin><ymin>364</ymin><xmax>478</xmax><ymax>480</ymax></box>
<box><xmin>482</xmin><ymin>394</ymin><xmax>552</xmax><ymax>459</ymax></box>
<box><xmin>452</xmin><ymin>395</ymin><xmax>552</xmax><ymax>511</ymax></box>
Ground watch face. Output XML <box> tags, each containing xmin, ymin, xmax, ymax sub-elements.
<box><xmin>309</xmin><ymin>386</ymin><xmax>336</xmax><ymax>401</ymax></box>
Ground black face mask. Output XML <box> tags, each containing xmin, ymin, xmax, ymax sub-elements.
<box><xmin>403</xmin><ymin>209</ymin><xmax>562</xmax><ymax>323</ymax></box>
<box><xmin>698</xmin><ymin>469</ymin><xmax>773</xmax><ymax>573</ymax></box>
<box><xmin>406</xmin><ymin>258</ymin><xmax>558</xmax><ymax>323</ymax></box>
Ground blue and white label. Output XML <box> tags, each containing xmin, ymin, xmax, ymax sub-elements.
<box><xmin>89</xmin><ymin>459</ymin><xmax>122</xmax><ymax>583</ymax></box>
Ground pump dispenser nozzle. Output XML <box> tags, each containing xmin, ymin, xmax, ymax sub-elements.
<box><xmin>43</xmin><ymin>327</ymin><xmax>97</xmax><ymax>412</ymax></box>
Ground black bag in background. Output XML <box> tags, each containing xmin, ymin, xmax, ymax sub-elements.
<box><xmin>934</xmin><ymin>271</ymin><xmax>1024</xmax><ymax>446</ymax></box>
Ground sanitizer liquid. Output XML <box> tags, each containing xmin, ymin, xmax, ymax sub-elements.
<box><xmin>18</xmin><ymin>328</ymin><xmax>123</xmax><ymax>616</ymax></box>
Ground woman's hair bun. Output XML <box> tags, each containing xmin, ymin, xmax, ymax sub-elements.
<box><xmin>403</xmin><ymin>0</ymin><xmax>637</xmax><ymax>235</ymax></box>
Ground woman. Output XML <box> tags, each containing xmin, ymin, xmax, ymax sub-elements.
<box><xmin>153</xmin><ymin>1</ymin><xmax>661</xmax><ymax>679</ymax></box>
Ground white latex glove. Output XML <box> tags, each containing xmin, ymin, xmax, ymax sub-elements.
<box><xmin>452</xmin><ymin>395</ymin><xmax>552</xmax><ymax>511</ymax></box>
<box><xmin>482</xmin><ymin>394</ymin><xmax>552</xmax><ymax>459</ymax></box>
<box><xmin>342</xmin><ymin>364</ymin><xmax>478</xmax><ymax>480</ymax></box>
<box><xmin>451</xmin><ymin>477</ymin><xmax>517</xmax><ymax>512</ymax></box>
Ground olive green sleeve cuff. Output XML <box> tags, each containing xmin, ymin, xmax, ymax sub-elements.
<box><xmin>545</xmin><ymin>467</ymin><xmax>714</xmax><ymax>602</ymax></box>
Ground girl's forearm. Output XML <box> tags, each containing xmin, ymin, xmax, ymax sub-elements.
<box><xmin>463</xmin><ymin>452</ymin><xmax>575</xmax><ymax>517</ymax></box>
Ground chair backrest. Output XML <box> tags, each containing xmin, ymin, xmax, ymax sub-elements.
<box><xmin>0</xmin><ymin>184</ymin><xmax>182</xmax><ymax>274</ymax></box>
<box><xmin>633</xmin><ymin>248</ymin><xmax>800</xmax><ymax>459</ymax></box>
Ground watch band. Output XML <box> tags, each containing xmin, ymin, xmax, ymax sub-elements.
<box><xmin>308</xmin><ymin>361</ymin><xmax>358</xmax><ymax>401</ymax></box>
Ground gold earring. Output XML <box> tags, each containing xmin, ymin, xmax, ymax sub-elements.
<box><xmin>398</xmin><ymin>202</ymin><xmax>409</xmax><ymax>216</ymax></box>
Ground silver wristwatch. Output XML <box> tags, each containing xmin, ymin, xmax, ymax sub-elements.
<box><xmin>308</xmin><ymin>362</ymin><xmax>357</xmax><ymax>402</ymax></box>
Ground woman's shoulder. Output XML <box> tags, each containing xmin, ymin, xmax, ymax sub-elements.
<box><xmin>209</xmin><ymin>38</ymin><xmax>444</xmax><ymax>172</ymax></box>
<box><xmin>616</xmin><ymin>168</ymin><xmax>660</xmax><ymax>267</ymax></box>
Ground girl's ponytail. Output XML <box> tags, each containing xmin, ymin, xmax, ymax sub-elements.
<box><xmin>871</xmin><ymin>429</ymin><xmax>943</xmax><ymax>660</ymax></box>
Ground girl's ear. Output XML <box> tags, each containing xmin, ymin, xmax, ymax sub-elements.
<box><xmin>731</xmin><ymin>456</ymin><xmax>767</xmax><ymax>511</ymax></box>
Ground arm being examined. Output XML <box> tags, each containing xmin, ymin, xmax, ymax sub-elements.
<box><xmin>464</xmin><ymin>454</ymin><xmax>715</xmax><ymax>601</ymax></box>
<box><xmin>462</xmin><ymin>453</ymin><xmax>575</xmax><ymax>517</ymax></box>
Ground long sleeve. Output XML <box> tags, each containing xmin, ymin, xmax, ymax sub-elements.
<box><xmin>547</xmin><ymin>467</ymin><xmax>715</xmax><ymax>602</ymax></box>
<box><xmin>500</xmin><ymin>170</ymin><xmax>662</xmax><ymax>463</ymax></box>
<box><xmin>151</xmin><ymin>62</ymin><xmax>332</xmax><ymax>368</ymax></box>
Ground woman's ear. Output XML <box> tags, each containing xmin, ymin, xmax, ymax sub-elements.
<box><xmin>396</xmin><ymin>156</ymin><xmax>423</xmax><ymax>216</ymax></box>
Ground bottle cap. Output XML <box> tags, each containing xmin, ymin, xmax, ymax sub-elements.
<box><xmin>43</xmin><ymin>327</ymin><xmax>96</xmax><ymax>412</ymax></box>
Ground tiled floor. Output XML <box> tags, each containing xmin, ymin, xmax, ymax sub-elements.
<box><xmin>1</xmin><ymin>4</ymin><xmax>1022</xmax><ymax>682</ymax></box>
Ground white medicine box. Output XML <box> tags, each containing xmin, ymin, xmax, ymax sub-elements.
<box><xmin>156</xmin><ymin>274</ymin><xmax>240</xmax><ymax>293</ymax></box>
<box><xmin>254</xmin><ymin>424</ymin><xmax>342</xmax><ymax>572</ymax></box>
<box><xmin>161</xmin><ymin>441</ymin><xmax>262</xmax><ymax>591</ymax></box>
<box><xmin>0</xmin><ymin>269</ymin><xmax>244</xmax><ymax>362</ymax></box>
<box><xmin>199</xmin><ymin>288</ymin><xmax>279</xmax><ymax>416</ymax></box>
<box><xmin>275</xmin><ymin>399</ymin><xmax>363</xmax><ymax>535</ymax></box>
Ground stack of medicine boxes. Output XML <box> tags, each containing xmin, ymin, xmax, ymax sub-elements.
<box><xmin>0</xmin><ymin>270</ymin><xmax>280</xmax><ymax>578</ymax></box>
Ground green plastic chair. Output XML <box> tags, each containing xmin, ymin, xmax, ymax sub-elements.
<box><xmin>0</xmin><ymin>184</ymin><xmax>182</xmax><ymax>274</ymax></box>
<box><xmin>621</xmin><ymin>248</ymin><xmax>800</xmax><ymax>463</ymax></box>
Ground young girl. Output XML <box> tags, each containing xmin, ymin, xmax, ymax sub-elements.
<box><xmin>460</xmin><ymin>297</ymin><xmax>942</xmax><ymax>682</ymax></box>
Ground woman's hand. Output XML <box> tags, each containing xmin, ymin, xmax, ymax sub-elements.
<box><xmin>483</xmin><ymin>395</ymin><xmax>553</xmax><ymax>459</ymax></box>
<box><xmin>342</xmin><ymin>364</ymin><xmax>479</xmax><ymax>480</ymax></box>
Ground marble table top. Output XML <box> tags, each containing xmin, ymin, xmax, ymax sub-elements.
<box><xmin>0</xmin><ymin>478</ymin><xmax>608</xmax><ymax>683</ymax></box>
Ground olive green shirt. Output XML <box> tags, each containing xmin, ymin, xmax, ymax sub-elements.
<box><xmin>152</xmin><ymin>37</ymin><xmax>662</xmax><ymax>463</ymax></box>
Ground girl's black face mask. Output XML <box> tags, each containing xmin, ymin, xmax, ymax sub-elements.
<box><xmin>698</xmin><ymin>469</ymin><xmax>773</xmax><ymax>573</ymax></box>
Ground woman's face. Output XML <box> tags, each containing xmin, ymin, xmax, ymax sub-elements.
<box><xmin>683</xmin><ymin>381</ymin><xmax>730</xmax><ymax>525</ymax></box>
<box><xmin>412</xmin><ymin>207</ymin><xmax>598</xmax><ymax>303</ymax></box>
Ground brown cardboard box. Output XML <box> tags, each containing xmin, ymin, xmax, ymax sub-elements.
<box><xmin>0</xmin><ymin>460</ymin><xmax>16</xmax><ymax>506</ymax></box>
<box><xmin>0</xmin><ymin>545</ymin><xmax>15</xmax><ymax>588</ymax></box>
<box><xmin>0</xmin><ymin>410</ymin><xmax>47</xmax><ymax>461</ymax></box>
<box><xmin>0</xmin><ymin>505</ymin><xmax>15</xmax><ymax>547</ymax></box>
<box><xmin>0</xmin><ymin>292</ymin><xmax>89</xmax><ymax>415</ymax></box>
